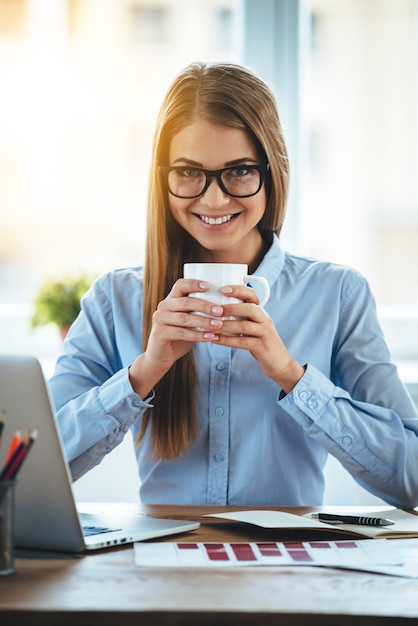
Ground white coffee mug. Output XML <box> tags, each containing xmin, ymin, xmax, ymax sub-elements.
<box><xmin>183</xmin><ymin>263</ymin><xmax>270</xmax><ymax>320</ymax></box>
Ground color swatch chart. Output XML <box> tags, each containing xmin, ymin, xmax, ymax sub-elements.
<box><xmin>134</xmin><ymin>539</ymin><xmax>400</xmax><ymax>569</ymax></box>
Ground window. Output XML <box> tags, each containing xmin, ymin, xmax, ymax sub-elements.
<box><xmin>215</xmin><ymin>7</ymin><xmax>233</xmax><ymax>50</ymax></box>
<box><xmin>303</xmin><ymin>0</ymin><xmax>418</xmax><ymax>310</ymax></box>
<box><xmin>131</xmin><ymin>5</ymin><xmax>168</xmax><ymax>43</ymax></box>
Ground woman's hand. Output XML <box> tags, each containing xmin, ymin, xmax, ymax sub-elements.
<box><xmin>129</xmin><ymin>280</ymin><xmax>304</xmax><ymax>398</ymax></box>
<box><xmin>214</xmin><ymin>285</ymin><xmax>305</xmax><ymax>394</ymax></box>
<box><xmin>128</xmin><ymin>278</ymin><xmax>225</xmax><ymax>397</ymax></box>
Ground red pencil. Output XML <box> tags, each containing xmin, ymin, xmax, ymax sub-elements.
<box><xmin>4</xmin><ymin>429</ymin><xmax>22</xmax><ymax>465</ymax></box>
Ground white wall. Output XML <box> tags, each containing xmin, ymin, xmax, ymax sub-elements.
<box><xmin>72</xmin><ymin>430</ymin><xmax>140</xmax><ymax>503</ymax></box>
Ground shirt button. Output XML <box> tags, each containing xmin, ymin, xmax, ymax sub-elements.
<box><xmin>308</xmin><ymin>399</ymin><xmax>317</xmax><ymax>409</ymax></box>
<box><xmin>214</xmin><ymin>407</ymin><xmax>224</xmax><ymax>416</ymax></box>
<box><xmin>216</xmin><ymin>361</ymin><xmax>226</xmax><ymax>371</ymax></box>
<box><xmin>214</xmin><ymin>454</ymin><xmax>224</xmax><ymax>463</ymax></box>
<box><xmin>342</xmin><ymin>435</ymin><xmax>353</xmax><ymax>446</ymax></box>
<box><xmin>299</xmin><ymin>390</ymin><xmax>308</xmax><ymax>402</ymax></box>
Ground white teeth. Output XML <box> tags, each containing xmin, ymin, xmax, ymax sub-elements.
<box><xmin>200</xmin><ymin>214</ymin><xmax>234</xmax><ymax>225</ymax></box>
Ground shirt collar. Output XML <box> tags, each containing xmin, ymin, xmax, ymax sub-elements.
<box><xmin>253</xmin><ymin>234</ymin><xmax>285</xmax><ymax>288</ymax></box>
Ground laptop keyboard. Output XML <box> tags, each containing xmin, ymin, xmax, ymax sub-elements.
<box><xmin>82</xmin><ymin>525</ymin><xmax>121</xmax><ymax>537</ymax></box>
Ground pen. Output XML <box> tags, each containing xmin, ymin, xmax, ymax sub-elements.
<box><xmin>311</xmin><ymin>513</ymin><xmax>394</xmax><ymax>526</ymax></box>
<box><xmin>0</xmin><ymin>412</ymin><xmax>6</xmax><ymax>447</ymax></box>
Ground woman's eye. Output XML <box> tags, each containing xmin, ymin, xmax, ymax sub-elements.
<box><xmin>231</xmin><ymin>167</ymin><xmax>251</xmax><ymax>177</ymax></box>
<box><xmin>230</xmin><ymin>167</ymin><xmax>251</xmax><ymax>178</ymax></box>
<box><xmin>178</xmin><ymin>168</ymin><xmax>200</xmax><ymax>178</ymax></box>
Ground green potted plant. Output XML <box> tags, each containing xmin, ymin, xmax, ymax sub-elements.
<box><xmin>30</xmin><ymin>273</ymin><xmax>94</xmax><ymax>341</ymax></box>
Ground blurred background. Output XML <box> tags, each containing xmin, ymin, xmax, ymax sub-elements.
<box><xmin>1</xmin><ymin>0</ymin><xmax>417</xmax><ymax>504</ymax></box>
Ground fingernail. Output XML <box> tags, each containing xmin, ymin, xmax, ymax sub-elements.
<box><xmin>211</xmin><ymin>306</ymin><xmax>223</xmax><ymax>315</ymax></box>
<box><xmin>210</xmin><ymin>319</ymin><xmax>222</xmax><ymax>327</ymax></box>
<box><xmin>199</xmin><ymin>281</ymin><xmax>210</xmax><ymax>289</ymax></box>
<box><xmin>221</xmin><ymin>286</ymin><xmax>233</xmax><ymax>294</ymax></box>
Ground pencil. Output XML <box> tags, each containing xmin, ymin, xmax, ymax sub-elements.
<box><xmin>0</xmin><ymin>440</ymin><xmax>25</xmax><ymax>481</ymax></box>
<box><xmin>0</xmin><ymin>429</ymin><xmax>38</xmax><ymax>481</ymax></box>
<box><xmin>4</xmin><ymin>429</ymin><xmax>22</xmax><ymax>465</ymax></box>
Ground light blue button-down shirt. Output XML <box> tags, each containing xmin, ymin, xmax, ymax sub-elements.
<box><xmin>49</xmin><ymin>235</ymin><xmax>418</xmax><ymax>508</ymax></box>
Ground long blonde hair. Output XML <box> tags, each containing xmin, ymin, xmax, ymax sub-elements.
<box><xmin>139</xmin><ymin>62</ymin><xmax>289</xmax><ymax>460</ymax></box>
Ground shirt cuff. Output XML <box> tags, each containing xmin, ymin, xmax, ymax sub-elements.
<box><xmin>98</xmin><ymin>367</ymin><xmax>155</xmax><ymax>418</ymax></box>
<box><xmin>278</xmin><ymin>363</ymin><xmax>335</xmax><ymax>423</ymax></box>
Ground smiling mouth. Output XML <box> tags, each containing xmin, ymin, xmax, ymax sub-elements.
<box><xmin>198</xmin><ymin>213</ymin><xmax>238</xmax><ymax>225</ymax></box>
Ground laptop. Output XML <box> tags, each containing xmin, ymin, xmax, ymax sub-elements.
<box><xmin>0</xmin><ymin>354</ymin><xmax>200</xmax><ymax>551</ymax></box>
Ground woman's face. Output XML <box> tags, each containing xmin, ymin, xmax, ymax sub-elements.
<box><xmin>167</xmin><ymin>119</ymin><xmax>267</xmax><ymax>265</ymax></box>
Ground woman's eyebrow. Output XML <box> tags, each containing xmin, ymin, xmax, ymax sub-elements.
<box><xmin>224</xmin><ymin>157</ymin><xmax>259</xmax><ymax>166</ymax></box>
<box><xmin>172</xmin><ymin>157</ymin><xmax>202</xmax><ymax>166</ymax></box>
<box><xmin>171</xmin><ymin>157</ymin><xmax>259</xmax><ymax>167</ymax></box>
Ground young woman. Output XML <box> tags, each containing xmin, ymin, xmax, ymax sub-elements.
<box><xmin>50</xmin><ymin>62</ymin><xmax>418</xmax><ymax>507</ymax></box>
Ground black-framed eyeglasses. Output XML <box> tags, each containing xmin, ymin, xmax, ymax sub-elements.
<box><xmin>159</xmin><ymin>163</ymin><xmax>270</xmax><ymax>199</ymax></box>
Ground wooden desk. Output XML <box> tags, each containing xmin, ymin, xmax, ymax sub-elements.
<box><xmin>1</xmin><ymin>504</ymin><xmax>418</xmax><ymax>625</ymax></box>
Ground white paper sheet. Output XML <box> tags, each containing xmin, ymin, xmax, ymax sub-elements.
<box><xmin>134</xmin><ymin>538</ymin><xmax>407</xmax><ymax>574</ymax></box>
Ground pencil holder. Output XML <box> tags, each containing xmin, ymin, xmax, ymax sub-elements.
<box><xmin>0</xmin><ymin>480</ymin><xmax>16</xmax><ymax>575</ymax></box>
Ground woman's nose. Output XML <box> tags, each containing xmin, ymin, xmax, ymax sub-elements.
<box><xmin>199</xmin><ymin>177</ymin><xmax>230</xmax><ymax>208</ymax></box>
